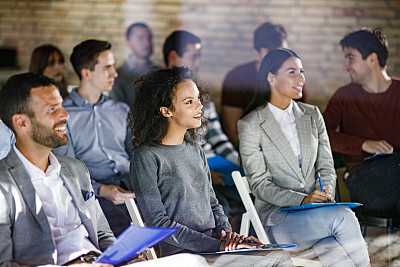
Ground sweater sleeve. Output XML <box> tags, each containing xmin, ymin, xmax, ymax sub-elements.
<box><xmin>322</xmin><ymin>90</ymin><xmax>366</xmax><ymax>156</ymax></box>
<box><xmin>201</xmin><ymin>149</ymin><xmax>232</xmax><ymax>234</ymax></box>
<box><xmin>129</xmin><ymin>149</ymin><xmax>222</xmax><ymax>253</ymax></box>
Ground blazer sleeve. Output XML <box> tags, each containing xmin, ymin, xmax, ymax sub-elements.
<box><xmin>314</xmin><ymin>107</ymin><xmax>336</xmax><ymax>195</ymax></box>
<box><xmin>0</xmin><ymin>179</ymin><xmax>35</xmax><ymax>267</ymax></box>
<box><xmin>238</xmin><ymin>118</ymin><xmax>307</xmax><ymax>207</ymax></box>
<box><xmin>0</xmin><ymin>185</ymin><xmax>19</xmax><ymax>267</ymax></box>
<box><xmin>95</xmin><ymin>198</ymin><xmax>116</xmax><ymax>251</ymax></box>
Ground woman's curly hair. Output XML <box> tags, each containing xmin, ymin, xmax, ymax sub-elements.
<box><xmin>127</xmin><ymin>66</ymin><xmax>208</xmax><ymax>150</ymax></box>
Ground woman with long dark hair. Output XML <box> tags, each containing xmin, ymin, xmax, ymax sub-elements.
<box><xmin>29</xmin><ymin>44</ymin><xmax>69</xmax><ymax>98</ymax></box>
<box><xmin>238</xmin><ymin>48</ymin><xmax>370</xmax><ymax>266</ymax></box>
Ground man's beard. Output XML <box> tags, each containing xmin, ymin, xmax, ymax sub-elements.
<box><xmin>31</xmin><ymin>118</ymin><xmax>69</xmax><ymax>148</ymax></box>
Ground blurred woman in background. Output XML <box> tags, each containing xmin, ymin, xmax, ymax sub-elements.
<box><xmin>29</xmin><ymin>44</ymin><xmax>69</xmax><ymax>98</ymax></box>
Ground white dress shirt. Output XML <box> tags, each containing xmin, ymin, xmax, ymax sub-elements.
<box><xmin>268</xmin><ymin>101</ymin><xmax>302</xmax><ymax>167</ymax></box>
<box><xmin>13</xmin><ymin>145</ymin><xmax>100</xmax><ymax>265</ymax></box>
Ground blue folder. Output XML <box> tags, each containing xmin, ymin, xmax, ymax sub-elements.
<box><xmin>94</xmin><ymin>225</ymin><xmax>179</xmax><ymax>265</ymax></box>
<box><xmin>280</xmin><ymin>202</ymin><xmax>362</xmax><ymax>211</ymax></box>
<box><xmin>207</xmin><ymin>155</ymin><xmax>242</xmax><ymax>186</ymax></box>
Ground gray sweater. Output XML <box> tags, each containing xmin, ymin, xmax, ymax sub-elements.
<box><xmin>130</xmin><ymin>141</ymin><xmax>231</xmax><ymax>256</ymax></box>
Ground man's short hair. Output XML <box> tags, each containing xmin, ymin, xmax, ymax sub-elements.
<box><xmin>340</xmin><ymin>28</ymin><xmax>389</xmax><ymax>68</ymax></box>
<box><xmin>0</xmin><ymin>73</ymin><xmax>56</xmax><ymax>133</ymax></box>
<box><xmin>254</xmin><ymin>22</ymin><xmax>287</xmax><ymax>52</ymax></box>
<box><xmin>70</xmin><ymin>39</ymin><xmax>112</xmax><ymax>80</ymax></box>
<box><xmin>163</xmin><ymin>30</ymin><xmax>201</xmax><ymax>66</ymax></box>
<box><xmin>126</xmin><ymin>22</ymin><xmax>149</xmax><ymax>40</ymax></box>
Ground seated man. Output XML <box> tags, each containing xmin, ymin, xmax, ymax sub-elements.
<box><xmin>163</xmin><ymin>31</ymin><xmax>243</xmax><ymax>227</ymax></box>
<box><xmin>110</xmin><ymin>22</ymin><xmax>158</xmax><ymax>106</ymax></box>
<box><xmin>53</xmin><ymin>40</ymin><xmax>134</xmax><ymax>236</ymax></box>
<box><xmin>323</xmin><ymin>28</ymin><xmax>400</xmax><ymax>218</ymax></box>
<box><xmin>0</xmin><ymin>73</ymin><xmax>116</xmax><ymax>266</ymax></box>
<box><xmin>0</xmin><ymin>72</ymin><xmax>211</xmax><ymax>267</ymax></box>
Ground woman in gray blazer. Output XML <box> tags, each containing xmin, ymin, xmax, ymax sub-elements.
<box><xmin>238</xmin><ymin>48</ymin><xmax>370</xmax><ymax>266</ymax></box>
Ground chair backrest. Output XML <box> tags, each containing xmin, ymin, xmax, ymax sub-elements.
<box><xmin>231</xmin><ymin>171</ymin><xmax>269</xmax><ymax>244</ymax></box>
<box><xmin>125</xmin><ymin>198</ymin><xmax>157</xmax><ymax>260</ymax></box>
<box><xmin>125</xmin><ymin>197</ymin><xmax>145</xmax><ymax>227</ymax></box>
<box><xmin>232</xmin><ymin>172</ymin><xmax>322</xmax><ymax>266</ymax></box>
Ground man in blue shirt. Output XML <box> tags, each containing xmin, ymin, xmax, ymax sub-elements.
<box><xmin>109</xmin><ymin>22</ymin><xmax>158</xmax><ymax>106</ymax></box>
<box><xmin>53</xmin><ymin>39</ymin><xmax>135</xmax><ymax>236</ymax></box>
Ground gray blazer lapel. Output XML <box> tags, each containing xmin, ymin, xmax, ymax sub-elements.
<box><xmin>259</xmin><ymin>106</ymin><xmax>303</xmax><ymax>180</ymax></box>
<box><xmin>293</xmin><ymin>102</ymin><xmax>312</xmax><ymax>178</ymax></box>
<box><xmin>57</xmin><ymin>158</ymin><xmax>95</xmax><ymax>238</ymax></box>
<box><xmin>58</xmin><ymin>162</ymin><xmax>91</xmax><ymax>221</ymax></box>
<box><xmin>6</xmin><ymin>150</ymin><xmax>52</xmax><ymax>234</ymax></box>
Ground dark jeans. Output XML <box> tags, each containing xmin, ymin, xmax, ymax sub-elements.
<box><xmin>213</xmin><ymin>185</ymin><xmax>242</xmax><ymax>215</ymax></box>
<box><xmin>348</xmin><ymin>153</ymin><xmax>400</xmax><ymax>218</ymax></box>
<box><xmin>98</xmin><ymin>196</ymin><xmax>131</xmax><ymax>237</ymax></box>
<box><xmin>213</xmin><ymin>185</ymin><xmax>245</xmax><ymax>233</ymax></box>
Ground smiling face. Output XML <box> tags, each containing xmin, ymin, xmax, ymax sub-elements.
<box><xmin>268</xmin><ymin>56</ymin><xmax>305</xmax><ymax>108</ymax></box>
<box><xmin>343</xmin><ymin>47</ymin><xmax>372</xmax><ymax>85</ymax></box>
<box><xmin>42</xmin><ymin>52</ymin><xmax>64</xmax><ymax>82</ymax></box>
<box><xmin>163</xmin><ymin>79</ymin><xmax>203</xmax><ymax>133</ymax></box>
<box><xmin>87</xmin><ymin>50</ymin><xmax>118</xmax><ymax>93</ymax></box>
<box><xmin>29</xmin><ymin>85</ymin><xmax>69</xmax><ymax>148</ymax></box>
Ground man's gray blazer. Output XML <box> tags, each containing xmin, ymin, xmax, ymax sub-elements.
<box><xmin>0</xmin><ymin>149</ymin><xmax>116</xmax><ymax>266</ymax></box>
<box><xmin>238</xmin><ymin>101</ymin><xmax>336</xmax><ymax>226</ymax></box>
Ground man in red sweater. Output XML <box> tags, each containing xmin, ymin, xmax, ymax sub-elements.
<box><xmin>323</xmin><ymin>28</ymin><xmax>400</xmax><ymax>218</ymax></box>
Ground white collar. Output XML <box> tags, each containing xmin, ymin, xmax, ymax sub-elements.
<box><xmin>268</xmin><ymin>100</ymin><xmax>294</xmax><ymax>119</ymax></box>
<box><xmin>13</xmin><ymin>144</ymin><xmax>61</xmax><ymax>180</ymax></box>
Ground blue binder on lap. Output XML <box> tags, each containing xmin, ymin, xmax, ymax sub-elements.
<box><xmin>94</xmin><ymin>225</ymin><xmax>179</xmax><ymax>265</ymax></box>
<box><xmin>280</xmin><ymin>202</ymin><xmax>362</xmax><ymax>211</ymax></box>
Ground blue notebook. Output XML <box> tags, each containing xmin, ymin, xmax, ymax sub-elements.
<box><xmin>280</xmin><ymin>202</ymin><xmax>362</xmax><ymax>211</ymax></box>
<box><xmin>207</xmin><ymin>155</ymin><xmax>242</xmax><ymax>186</ymax></box>
<box><xmin>94</xmin><ymin>225</ymin><xmax>179</xmax><ymax>265</ymax></box>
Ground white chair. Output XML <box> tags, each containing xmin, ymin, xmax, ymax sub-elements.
<box><xmin>231</xmin><ymin>171</ymin><xmax>322</xmax><ymax>267</ymax></box>
<box><xmin>125</xmin><ymin>198</ymin><xmax>158</xmax><ymax>260</ymax></box>
<box><xmin>231</xmin><ymin>171</ymin><xmax>269</xmax><ymax>243</ymax></box>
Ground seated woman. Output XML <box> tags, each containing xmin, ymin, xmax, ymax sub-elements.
<box><xmin>29</xmin><ymin>44</ymin><xmax>69</xmax><ymax>98</ymax></box>
<box><xmin>238</xmin><ymin>48</ymin><xmax>370</xmax><ymax>266</ymax></box>
<box><xmin>128</xmin><ymin>67</ymin><xmax>292</xmax><ymax>265</ymax></box>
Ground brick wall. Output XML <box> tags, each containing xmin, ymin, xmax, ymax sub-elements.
<box><xmin>1</xmin><ymin>0</ymin><xmax>399</xmax><ymax>111</ymax></box>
